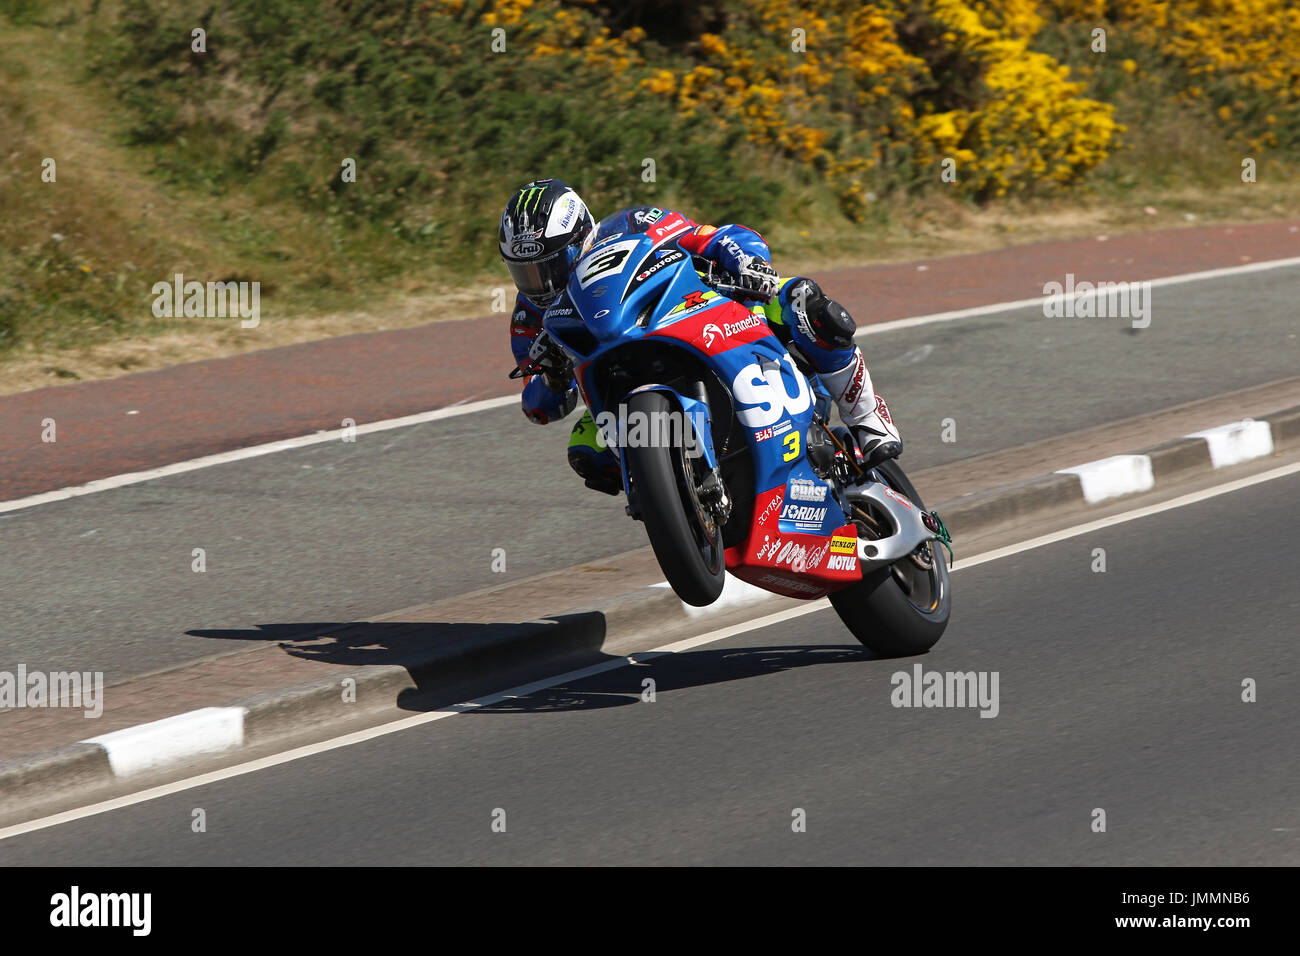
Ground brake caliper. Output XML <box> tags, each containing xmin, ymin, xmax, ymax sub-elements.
<box><xmin>697</xmin><ymin>470</ymin><xmax>732</xmax><ymax>525</ymax></box>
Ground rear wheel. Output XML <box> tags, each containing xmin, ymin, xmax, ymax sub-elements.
<box><xmin>623</xmin><ymin>390</ymin><xmax>725</xmax><ymax>606</ymax></box>
<box><xmin>830</xmin><ymin>459</ymin><xmax>950</xmax><ymax>656</ymax></box>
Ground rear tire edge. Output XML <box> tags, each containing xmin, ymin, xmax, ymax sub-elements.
<box><xmin>830</xmin><ymin>460</ymin><xmax>950</xmax><ymax>656</ymax></box>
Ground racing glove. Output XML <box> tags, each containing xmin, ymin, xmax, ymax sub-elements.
<box><xmin>522</xmin><ymin>375</ymin><xmax>578</xmax><ymax>424</ymax></box>
<box><xmin>735</xmin><ymin>255</ymin><xmax>781</xmax><ymax>302</ymax></box>
<box><xmin>527</xmin><ymin>330</ymin><xmax>574</xmax><ymax>389</ymax></box>
<box><xmin>522</xmin><ymin>331</ymin><xmax>578</xmax><ymax>423</ymax></box>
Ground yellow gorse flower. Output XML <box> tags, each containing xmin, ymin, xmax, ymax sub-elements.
<box><xmin>477</xmin><ymin>0</ymin><xmax>1290</xmax><ymax>212</ymax></box>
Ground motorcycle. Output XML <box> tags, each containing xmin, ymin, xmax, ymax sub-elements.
<box><xmin>511</xmin><ymin>211</ymin><xmax>951</xmax><ymax>656</ymax></box>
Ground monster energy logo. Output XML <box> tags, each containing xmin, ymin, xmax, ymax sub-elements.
<box><xmin>515</xmin><ymin>186</ymin><xmax>546</xmax><ymax>213</ymax></box>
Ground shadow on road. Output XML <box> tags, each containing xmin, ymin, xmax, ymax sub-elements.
<box><xmin>187</xmin><ymin>620</ymin><xmax>880</xmax><ymax>714</ymax></box>
<box><xmin>464</xmin><ymin>644</ymin><xmax>876</xmax><ymax>714</ymax></box>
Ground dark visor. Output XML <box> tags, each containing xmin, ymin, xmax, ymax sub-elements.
<box><xmin>505</xmin><ymin>249</ymin><xmax>567</xmax><ymax>303</ymax></box>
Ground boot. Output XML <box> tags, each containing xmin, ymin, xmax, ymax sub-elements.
<box><xmin>818</xmin><ymin>349</ymin><xmax>902</xmax><ymax>471</ymax></box>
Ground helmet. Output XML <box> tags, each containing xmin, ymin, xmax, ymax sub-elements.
<box><xmin>499</xmin><ymin>179</ymin><xmax>594</xmax><ymax>307</ymax></box>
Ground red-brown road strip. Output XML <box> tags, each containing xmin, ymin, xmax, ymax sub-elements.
<box><xmin>2</xmin><ymin>220</ymin><xmax>1297</xmax><ymax>502</ymax></box>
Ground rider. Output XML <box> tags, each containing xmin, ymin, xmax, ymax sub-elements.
<box><xmin>499</xmin><ymin>177</ymin><xmax>902</xmax><ymax>496</ymax></box>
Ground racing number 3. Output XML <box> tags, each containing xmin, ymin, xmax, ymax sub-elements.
<box><xmin>782</xmin><ymin>431</ymin><xmax>800</xmax><ymax>462</ymax></box>
<box><xmin>577</xmin><ymin>243</ymin><xmax>634</xmax><ymax>288</ymax></box>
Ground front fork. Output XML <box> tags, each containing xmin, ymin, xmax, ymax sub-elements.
<box><xmin>619</xmin><ymin>381</ymin><xmax>731</xmax><ymax>526</ymax></box>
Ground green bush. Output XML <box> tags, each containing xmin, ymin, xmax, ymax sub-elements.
<box><xmin>84</xmin><ymin>0</ymin><xmax>785</xmax><ymax>275</ymax></box>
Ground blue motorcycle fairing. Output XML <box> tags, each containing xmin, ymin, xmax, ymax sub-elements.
<box><xmin>542</xmin><ymin>212</ymin><xmax>846</xmax><ymax>528</ymax></box>
<box><xmin>610</xmin><ymin>384</ymin><xmax>718</xmax><ymax>496</ymax></box>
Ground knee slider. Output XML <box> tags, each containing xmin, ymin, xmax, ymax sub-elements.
<box><xmin>787</xmin><ymin>278</ymin><xmax>856</xmax><ymax>351</ymax></box>
<box><xmin>811</xmin><ymin>296</ymin><xmax>857</xmax><ymax>351</ymax></box>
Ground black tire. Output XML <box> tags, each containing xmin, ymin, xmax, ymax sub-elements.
<box><xmin>623</xmin><ymin>390</ymin><xmax>725</xmax><ymax>607</ymax></box>
<box><xmin>829</xmin><ymin>459</ymin><xmax>951</xmax><ymax>656</ymax></box>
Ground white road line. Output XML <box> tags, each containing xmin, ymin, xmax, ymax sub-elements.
<box><xmin>0</xmin><ymin>395</ymin><xmax>518</xmax><ymax>516</ymax></box>
<box><xmin>954</xmin><ymin>459</ymin><xmax>1300</xmax><ymax>570</ymax></box>
<box><xmin>3</xmin><ymin>456</ymin><xmax>1297</xmax><ymax>842</ymax></box>
<box><xmin>5</xmin><ymin>256</ymin><xmax>1297</xmax><ymax>517</ymax></box>
<box><xmin>853</xmin><ymin>255</ymin><xmax>1300</xmax><ymax>337</ymax></box>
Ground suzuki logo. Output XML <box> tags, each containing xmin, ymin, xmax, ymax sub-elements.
<box><xmin>731</xmin><ymin>354</ymin><xmax>812</xmax><ymax>428</ymax></box>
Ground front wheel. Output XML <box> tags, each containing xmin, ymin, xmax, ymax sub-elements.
<box><xmin>830</xmin><ymin>459</ymin><xmax>951</xmax><ymax>656</ymax></box>
<box><xmin>623</xmin><ymin>390</ymin><xmax>725</xmax><ymax>607</ymax></box>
